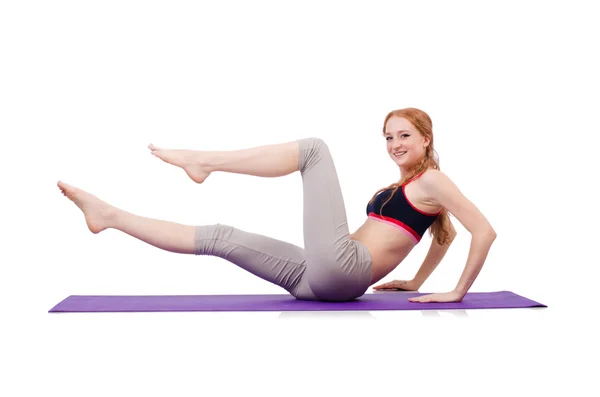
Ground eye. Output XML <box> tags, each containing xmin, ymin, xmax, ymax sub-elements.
<box><xmin>401</xmin><ymin>134</ymin><xmax>410</xmax><ymax>138</ymax></box>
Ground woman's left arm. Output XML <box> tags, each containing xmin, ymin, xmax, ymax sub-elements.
<box><xmin>409</xmin><ymin>170</ymin><xmax>497</xmax><ymax>303</ymax></box>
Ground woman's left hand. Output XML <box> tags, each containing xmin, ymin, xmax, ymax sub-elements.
<box><xmin>408</xmin><ymin>290</ymin><xmax>464</xmax><ymax>303</ymax></box>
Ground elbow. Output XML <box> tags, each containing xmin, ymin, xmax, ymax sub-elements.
<box><xmin>478</xmin><ymin>228</ymin><xmax>497</xmax><ymax>241</ymax></box>
<box><xmin>471</xmin><ymin>223</ymin><xmax>496</xmax><ymax>241</ymax></box>
<box><xmin>487</xmin><ymin>225</ymin><xmax>497</xmax><ymax>240</ymax></box>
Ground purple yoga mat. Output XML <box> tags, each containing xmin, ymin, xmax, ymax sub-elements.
<box><xmin>48</xmin><ymin>291</ymin><xmax>546</xmax><ymax>312</ymax></box>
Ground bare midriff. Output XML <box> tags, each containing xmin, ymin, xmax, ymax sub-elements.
<box><xmin>350</xmin><ymin>218</ymin><xmax>418</xmax><ymax>285</ymax></box>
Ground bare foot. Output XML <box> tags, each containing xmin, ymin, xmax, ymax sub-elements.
<box><xmin>148</xmin><ymin>144</ymin><xmax>211</xmax><ymax>184</ymax></box>
<box><xmin>57</xmin><ymin>181</ymin><xmax>116</xmax><ymax>234</ymax></box>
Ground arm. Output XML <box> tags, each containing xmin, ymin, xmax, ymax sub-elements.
<box><xmin>413</xmin><ymin>221</ymin><xmax>457</xmax><ymax>287</ymax></box>
<box><xmin>453</xmin><ymin>231</ymin><xmax>496</xmax><ymax>297</ymax></box>
<box><xmin>416</xmin><ymin>170</ymin><xmax>497</xmax><ymax>301</ymax></box>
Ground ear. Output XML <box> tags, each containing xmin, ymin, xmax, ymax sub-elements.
<box><xmin>423</xmin><ymin>136</ymin><xmax>431</xmax><ymax>148</ymax></box>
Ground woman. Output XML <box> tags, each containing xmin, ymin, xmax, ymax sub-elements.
<box><xmin>57</xmin><ymin>107</ymin><xmax>496</xmax><ymax>303</ymax></box>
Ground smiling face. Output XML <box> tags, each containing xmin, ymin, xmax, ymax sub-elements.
<box><xmin>384</xmin><ymin>116</ymin><xmax>431</xmax><ymax>173</ymax></box>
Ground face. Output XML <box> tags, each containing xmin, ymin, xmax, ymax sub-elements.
<box><xmin>384</xmin><ymin>116</ymin><xmax>430</xmax><ymax>170</ymax></box>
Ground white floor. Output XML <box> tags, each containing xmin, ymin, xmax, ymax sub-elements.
<box><xmin>2</xmin><ymin>292</ymin><xmax>595</xmax><ymax>397</ymax></box>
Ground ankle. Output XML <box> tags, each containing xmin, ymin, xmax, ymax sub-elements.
<box><xmin>202</xmin><ymin>151</ymin><xmax>225</xmax><ymax>173</ymax></box>
<box><xmin>101</xmin><ymin>206</ymin><xmax>121</xmax><ymax>229</ymax></box>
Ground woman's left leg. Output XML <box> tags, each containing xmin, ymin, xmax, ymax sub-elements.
<box><xmin>57</xmin><ymin>181</ymin><xmax>317</xmax><ymax>298</ymax></box>
<box><xmin>58</xmin><ymin>181</ymin><xmax>197</xmax><ymax>254</ymax></box>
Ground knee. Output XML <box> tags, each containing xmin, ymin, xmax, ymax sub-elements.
<box><xmin>297</xmin><ymin>137</ymin><xmax>329</xmax><ymax>173</ymax></box>
<box><xmin>194</xmin><ymin>223</ymin><xmax>234</xmax><ymax>256</ymax></box>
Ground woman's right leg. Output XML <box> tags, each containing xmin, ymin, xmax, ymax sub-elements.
<box><xmin>148</xmin><ymin>140</ymin><xmax>300</xmax><ymax>183</ymax></box>
<box><xmin>148</xmin><ymin>137</ymin><xmax>373</xmax><ymax>301</ymax></box>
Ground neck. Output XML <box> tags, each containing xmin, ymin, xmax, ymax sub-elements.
<box><xmin>399</xmin><ymin>165</ymin><xmax>427</xmax><ymax>182</ymax></box>
<box><xmin>399</xmin><ymin>166</ymin><xmax>416</xmax><ymax>179</ymax></box>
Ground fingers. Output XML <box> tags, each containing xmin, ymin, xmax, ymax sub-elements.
<box><xmin>408</xmin><ymin>292</ymin><xmax>461</xmax><ymax>303</ymax></box>
<box><xmin>373</xmin><ymin>280</ymin><xmax>403</xmax><ymax>290</ymax></box>
<box><xmin>374</xmin><ymin>284</ymin><xmax>398</xmax><ymax>290</ymax></box>
<box><xmin>372</xmin><ymin>282</ymin><xmax>390</xmax><ymax>290</ymax></box>
<box><xmin>408</xmin><ymin>294</ymin><xmax>435</xmax><ymax>303</ymax></box>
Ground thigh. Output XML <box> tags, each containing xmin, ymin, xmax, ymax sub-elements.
<box><xmin>195</xmin><ymin>224</ymin><xmax>316</xmax><ymax>297</ymax></box>
<box><xmin>297</xmin><ymin>138</ymin><xmax>372</xmax><ymax>301</ymax></box>
<box><xmin>297</xmin><ymin>137</ymin><xmax>351</xmax><ymax>262</ymax></box>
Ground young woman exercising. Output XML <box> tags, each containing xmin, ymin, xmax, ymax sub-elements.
<box><xmin>57</xmin><ymin>108</ymin><xmax>497</xmax><ymax>303</ymax></box>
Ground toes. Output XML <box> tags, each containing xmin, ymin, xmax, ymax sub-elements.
<box><xmin>57</xmin><ymin>181</ymin><xmax>78</xmax><ymax>198</ymax></box>
<box><xmin>150</xmin><ymin>150</ymin><xmax>167</xmax><ymax>161</ymax></box>
<box><xmin>59</xmin><ymin>181</ymin><xmax>72</xmax><ymax>190</ymax></box>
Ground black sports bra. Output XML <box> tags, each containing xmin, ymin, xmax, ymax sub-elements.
<box><xmin>366</xmin><ymin>171</ymin><xmax>442</xmax><ymax>244</ymax></box>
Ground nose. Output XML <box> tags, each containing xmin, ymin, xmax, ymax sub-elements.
<box><xmin>392</xmin><ymin>142</ymin><xmax>403</xmax><ymax>151</ymax></box>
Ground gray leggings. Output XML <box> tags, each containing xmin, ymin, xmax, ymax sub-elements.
<box><xmin>193</xmin><ymin>137</ymin><xmax>373</xmax><ymax>302</ymax></box>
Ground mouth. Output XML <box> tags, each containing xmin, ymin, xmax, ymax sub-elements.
<box><xmin>393</xmin><ymin>151</ymin><xmax>407</xmax><ymax>158</ymax></box>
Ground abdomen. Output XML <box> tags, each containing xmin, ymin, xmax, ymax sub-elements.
<box><xmin>350</xmin><ymin>218</ymin><xmax>416</xmax><ymax>284</ymax></box>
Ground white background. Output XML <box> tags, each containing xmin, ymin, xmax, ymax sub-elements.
<box><xmin>1</xmin><ymin>1</ymin><xmax>599</xmax><ymax>396</ymax></box>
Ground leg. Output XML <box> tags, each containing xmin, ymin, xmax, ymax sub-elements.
<box><xmin>60</xmin><ymin>137</ymin><xmax>372</xmax><ymax>300</ymax></box>
<box><xmin>57</xmin><ymin>181</ymin><xmax>196</xmax><ymax>254</ymax></box>
<box><xmin>151</xmin><ymin>137</ymin><xmax>373</xmax><ymax>301</ymax></box>
<box><xmin>194</xmin><ymin>224</ymin><xmax>316</xmax><ymax>299</ymax></box>
<box><xmin>296</xmin><ymin>138</ymin><xmax>373</xmax><ymax>301</ymax></box>
<box><xmin>148</xmin><ymin>140</ymin><xmax>300</xmax><ymax>183</ymax></box>
<box><xmin>57</xmin><ymin>181</ymin><xmax>317</xmax><ymax>298</ymax></box>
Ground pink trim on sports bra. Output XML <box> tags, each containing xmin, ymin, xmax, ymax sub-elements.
<box><xmin>367</xmin><ymin>212</ymin><xmax>420</xmax><ymax>244</ymax></box>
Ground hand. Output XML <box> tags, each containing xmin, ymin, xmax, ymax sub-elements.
<box><xmin>372</xmin><ymin>279</ymin><xmax>420</xmax><ymax>291</ymax></box>
<box><xmin>408</xmin><ymin>290</ymin><xmax>464</xmax><ymax>303</ymax></box>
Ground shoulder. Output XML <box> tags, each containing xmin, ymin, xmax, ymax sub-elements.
<box><xmin>417</xmin><ymin>169</ymin><xmax>462</xmax><ymax>205</ymax></box>
<box><xmin>418</xmin><ymin>169</ymin><xmax>496</xmax><ymax>236</ymax></box>
<box><xmin>418</xmin><ymin>168</ymin><xmax>451</xmax><ymax>187</ymax></box>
